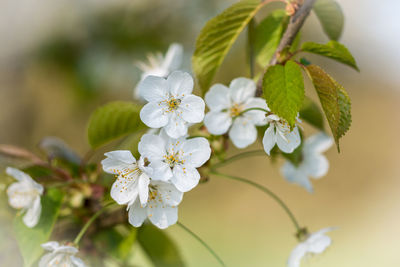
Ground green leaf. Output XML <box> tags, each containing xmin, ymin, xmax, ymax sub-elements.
<box><xmin>192</xmin><ymin>0</ymin><xmax>265</xmax><ymax>93</ymax></box>
<box><xmin>299</xmin><ymin>97</ymin><xmax>324</xmax><ymax>130</ymax></box>
<box><xmin>313</xmin><ymin>0</ymin><xmax>344</xmax><ymax>41</ymax></box>
<box><xmin>87</xmin><ymin>101</ymin><xmax>145</xmax><ymax>148</ymax></box>
<box><xmin>305</xmin><ymin>65</ymin><xmax>351</xmax><ymax>151</ymax></box>
<box><xmin>13</xmin><ymin>188</ymin><xmax>63</xmax><ymax>267</ymax></box>
<box><xmin>263</xmin><ymin>60</ymin><xmax>305</xmax><ymax>127</ymax></box>
<box><xmin>138</xmin><ymin>224</ymin><xmax>185</xmax><ymax>267</ymax></box>
<box><xmin>254</xmin><ymin>10</ymin><xmax>288</xmax><ymax>67</ymax></box>
<box><xmin>301</xmin><ymin>41</ymin><xmax>358</xmax><ymax>70</ymax></box>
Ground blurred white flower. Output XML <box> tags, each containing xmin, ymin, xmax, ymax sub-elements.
<box><xmin>128</xmin><ymin>180</ymin><xmax>183</xmax><ymax>229</ymax></box>
<box><xmin>6</xmin><ymin>167</ymin><xmax>43</xmax><ymax>228</ymax></box>
<box><xmin>39</xmin><ymin>241</ymin><xmax>86</xmax><ymax>267</ymax></box>
<box><xmin>262</xmin><ymin>112</ymin><xmax>301</xmax><ymax>155</ymax></box>
<box><xmin>288</xmin><ymin>227</ymin><xmax>335</xmax><ymax>267</ymax></box>
<box><xmin>101</xmin><ymin>150</ymin><xmax>151</xmax><ymax>206</ymax></box>
<box><xmin>204</xmin><ymin>78</ymin><xmax>268</xmax><ymax>148</ymax></box>
<box><xmin>134</xmin><ymin>43</ymin><xmax>183</xmax><ymax>100</ymax></box>
<box><xmin>138</xmin><ymin>131</ymin><xmax>211</xmax><ymax>192</ymax></box>
<box><xmin>139</xmin><ymin>71</ymin><xmax>205</xmax><ymax>138</ymax></box>
<box><xmin>281</xmin><ymin>133</ymin><xmax>334</xmax><ymax>192</ymax></box>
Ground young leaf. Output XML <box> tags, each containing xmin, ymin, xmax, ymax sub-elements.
<box><xmin>301</xmin><ymin>41</ymin><xmax>358</xmax><ymax>70</ymax></box>
<box><xmin>138</xmin><ymin>224</ymin><xmax>185</xmax><ymax>267</ymax></box>
<box><xmin>305</xmin><ymin>65</ymin><xmax>351</xmax><ymax>151</ymax></box>
<box><xmin>300</xmin><ymin>97</ymin><xmax>324</xmax><ymax>130</ymax></box>
<box><xmin>13</xmin><ymin>188</ymin><xmax>63</xmax><ymax>267</ymax></box>
<box><xmin>192</xmin><ymin>0</ymin><xmax>265</xmax><ymax>93</ymax></box>
<box><xmin>263</xmin><ymin>60</ymin><xmax>305</xmax><ymax>127</ymax></box>
<box><xmin>87</xmin><ymin>101</ymin><xmax>145</xmax><ymax>148</ymax></box>
<box><xmin>313</xmin><ymin>0</ymin><xmax>344</xmax><ymax>40</ymax></box>
<box><xmin>254</xmin><ymin>10</ymin><xmax>288</xmax><ymax>67</ymax></box>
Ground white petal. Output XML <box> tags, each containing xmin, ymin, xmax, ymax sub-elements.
<box><xmin>138</xmin><ymin>75</ymin><xmax>168</xmax><ymax>102</ymax></box>
<box><xmin>205</xmin><ymin>84</ymin><xmax>231</xmax><ymax>111</ymax></box>
<box><xmin>164</xmin><ymin>113</ymin><xmax>188</xmax><ymax>139</ymax></box>
<box><xmin>181</xmin><ymin>137</ymin><xmax>211</xmax><ymax>167</ymax></box>
<box><xmin>304</xmin><ymin>132</ymin><xmax>334</xmax><ymax>154</ymax></box>
<box><xmin>41</xmin><ymin>241</ymin><xmax>60</xmax><ymax>251</ymax></box>
<box><xmin>262</xmin><ymin>125</ymin><xmax>277</xmax><ymax>155</ymax></box>
<box><xmin>171</xmin><ymin>165</ymin><xmax>200</xmax><ymax>192</ymax></box>
<box><xmin>71</xmin><ymin>256</ymin><xmax>87</xmax><ymax>267</ymax></box>
<box><xmin>102</xmin><ymin>150</ymin><xmax>135</xmax><ymax>174</ymax></box>
<box><xmin>38</xmin><ymin>253</ymin><xmax>54</xmax><ymax>267</ymax></box>
<box><xmin>229</xmin><ymin>77</ymin><xmax>256</xmax><ymax>103</ymax></box>
<box><xmin>161</xmin><ymin>43</ymin><xmax>183</xmax><ymax>72</ymax></box>
<box><xmin>54</xmin><ymin>245</ymin><xmax>79</xmax><ymax>254</ymax></box>
<box><xmin>303</xmin><ymin>154</ymin><xmax>329</xmax><ymax>179</ymax></box>
<box><xmin>7</xmin><ymin>182</ymin><xmax>37</xmax><ymax>209</ymax></box>
<box><xmin>307</xmin><ymin>234</ymin><xmax>332</xmax><ymax>254</ymax></box>
<box><xmin>243</xmin><ymin>97</ymin><xmax>268</xmax><ymax>125</ymax></box>
<box><xmin>128</xmin><ymin>200</ymin><xmax>147</xmax><ymax>227</ymax></box>
<box><xmin>140</xmin><ymin>102</ymin><xmax>169</xmax><ymax>128</ymax></box>
<box><xmin>153</xmin><ymin>181</ymin><xmax>183</xmax><ymax>206</ymax></box>
<box><xmin>6</xmin><ymin>167</ymin><xmax>32</xmax><ymax>182</ymax></box>
<box><xmin>276</xmin><ymin>126</ymin><xmax>301</xmax><ymax>153</ymax></box>
<box><xmin>138</xmin><ymin>174</ymin><xmax>150</xmax><ymax>205</ymax></box>
<box><xmin>110</xmin><ymin>176</ymin><xmax>139</xmax><ymax>205</ymax></box>
<box><xmin>281</xmin><ymin>162</ymin><xmax>313</xmax><ymax>193</ymax></box>
<box><xmin>23</xmin><ymin>195</ymin><xmax>42</xmax><ymax>228</ymax></box>
<box><xmin>148</xmin><ymin>205</ymin><xmax>178</xmax><ymax>229</ymax></box>
<box><xmin>204</xmin><ymin>111</ymin><xmax>232</xmax><ymax>135</ymax></box>
<box><xmin>138</xmin><ymin>134</ymin><xmax>166</xmax><ymax>160</ymax></box>
<box><xmin>287</xmin><ymin>243</ymin><xmax>307</xmax><ymax>267</ymax></box>
<box><xmin>167</xmin><ymin>71</ymin><xmax>194</xmax><ymax>96</ymax></box>
<box><xmin>149</xmin><ymin>160</ymin><xmax>173</xmax><ymax>181</ymax></box>
<box><xmin>180</xmin><ymin>95</ymin><xmax>205</xmax><ymax>123</ymax></box>
<box><xmin>229</xmin><ymin>118</ymin><xmax>257</xmax><ymax>149</ymax></box>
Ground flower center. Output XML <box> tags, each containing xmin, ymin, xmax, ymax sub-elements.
<box><xmin>229</xmin><ymin>103</ymin><xmax>244</xmax><ymax>117</ymax></box>
<box><xmin>167</xmin><ymin>97</ymin><xmax>181</xmax><ymax>111</ymax></box>
<box><xmin>163</xmin><ymin>153</ymin><xmax>182</xmax><ymax>168</ymax></box>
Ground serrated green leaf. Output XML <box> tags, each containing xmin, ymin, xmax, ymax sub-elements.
<box><xmin>13</xmin><ymin>188</ymin><xmax>63</xmax><ymax>267</ymax></box>
<box><xmin>87</xmin><ymin>101</ymin><xmax>145</xmax><ymax>148</ymax></box>
<box><xmin>192</xmin><ymin>0</ymin><xmax>265</xmax><ymax>93</ymax></box>
<box><xmin>306</xmin><ymin>65</ymin><xmax>351</xmax><ymax>151</ymax></box>
<box><xmin>299</xmin><ymin>97</ymin><xmax>324</xmax><ymax>130</ymax></box>
<box><xmin>313</xmin><ymin>0</ymin><xmax>344</xmax><ymax>40</ymax></box>
<box><xmin>254</xmin><ymin>10</ymin><xmax>288</xmax><ymax>67</ymax></box>
<box><xmin>301</xmin><ymin>41</ymin><xmax>358</xmax><ymax>70</ymax></box>
<box><xmin>263</xmin><ymin>60</ymin><xmax>305</xmax><ymax>127</ymax></box>
<box><xmin>138</xmin><ymin>224</ymin><xmax>185</xmax><ymax>267</ymax></box>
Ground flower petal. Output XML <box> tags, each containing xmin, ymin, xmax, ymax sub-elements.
<box><xmin>149</xmin><ymin>160</ymin><xmax>173</xmax><ymax>181</ymax></box>
<box><xmin>23</xmin><ymin>195</ymin><xmax>42</xmax><ymax>228</ymax></box>
<box><xmin>110</xmin><ymin>176</ymin><xmax>139</xmax><ymax>205</ymax></box>
<box><xmin>304</xmin><ymin>132</ymin><xmax>334</xmax><ymax>154</ymax></box>
<box><xmin>287</xmin><ymin>243</ymin><xmax>307</xmax><ymax>267</ymax></box>
<box><xmin>205</xmin><ymin>84</ymin><xmax>231</xmax><ymax>111</ymax></box>
<box><xmin>229</xmin><ymin>77</ymin><xmax>256</xmax><ymax>103</ymax></box>
<box><xmin>281</xmin><ymin>162</ymin><xmax>313</xmax><ymax>193</ymax></box>
<box><xmin>171</xmin><ymin>165</ymin><xmax>200</xmax><ymax>192</ymax></box>
<box><xmin>138</xmin><ymin>75</ymin><xmax>168</xmax><ymax>102</ymax></box>
<box><xmin>102</xmin><ymin>150</ymin><xmax>136</xmax><ymax>174</ymax></box>
<box><xmin>164</xmin><ymin>113</ymin><xmax>188</xmax><ymax>139</ymax></box>
<box><xmin>204</xmin><ymin>111</ymin><xmax>232</xmax><ymax>135</ymax></box>
<box><xmin>303</xmin><ymin>154</ymin><xmax>329</xmax><ymax>179</ymax></box>
<box><xmin>138</xmin><ymin>174</ymin><xmax>150</xmax><ymax>205</ymax></box>
<box><xmin>128</xmin><ymin>200</ymin><xmax>147</xmax><ymax>227</ymax></box>
<box><xmin>140</xmin><ymin>102</ymin><xmax>169</xmax><ymax>128</ymax></box>
<box><xmin>161</xmin><ymin>43</ymin><xmax>183</xmax><ymax>72</ymax></box>
<box><xmin>181</xmin><ymin>137</ymin><xmax>211</xmax><ymax>167</ymax></box>
<box><xmin>262</xmin><ymin>125</ymin><xmax>276</xmax><ymax>155</ymax></box>
<box><xmin>229</xmin><ymin>117</ymin><xmax>257</xmax><ymax>149</ymax></box>
<box><xmin>167</xmin><ymin>71</ymin><xmax>194</xmax><ymax>96</ymax></box>
<box><xmin>243</xmin><ymin>97</ymin><xmax>268</xmax><ymax>125</ymax></box>
<box><xmin>152</xmin><ymin>181</ymin><xmax>183</xmax><ymax>206</ymax></box>
<box><xmin>138</xmin><ymin>134</ymin><xmax>166</xmax><ymax>160</ymax></box>
<box><xmin>6</xmin><ymin>167</ymin><xmax>32</xmax><ymax>182</ymax></box>
<box><xmin>276</xmin><ymin>126</ymin><xmax>301</xmax><ymax>153</ymax></box>
<box><xmin>148</xmin><ymin>205</ymin><xmax>178</xmax><ymax>229</ymax></box>
<box><xmin>7</xmin><ymin>182</ymin><xmax>37</xmax><ymax>209</ymax></box>
<box><xmin>41</xmin><ymin>241</ymin><xmax>60</xmax><ymax>251</ymax></box>
<box><xmin>180</xmin><ymin>95</ymin><xmax>205</xmax><ymax>123</ymax></box>
<box><xmin>71</xmin><ymin>256</ymin><xmax>87</xmax><ymax>267</ymax></box>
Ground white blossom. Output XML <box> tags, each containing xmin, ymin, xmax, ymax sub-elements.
<box><xmin>134</xmin><ymin>43</ymin><xmax>183</xmax><ymax>100</ymax></box>
<box><xmin>288</xmin><ymin>227</ymin><xmax>335</xmax><ymax>267</ymax></box>
<box><xmin>39</xmin><ymin>241</ymin><xmax>86</xmax><ymax>267</ymax></box>
<box><xmin>101</xmin><ymin>150</ymin><xmax>151</xmax><ymax>206</ymax></box>
<box><xmin>139</xmin><ymin>71</ymin><xmax>205</xmax><ymax>139</ymax></box>
<box><xmin>6</xmin><ymin>167</ymin><xmax>43</xmax><ymax>228</ymax></box>
<box><xmin>204</xmin><ymin>78</ymin><xmax>267</xmax><ymax>148</ymax></box>
<box><xmin>262</xmin><ymin>112</ymin><xmax>301</xmax><ymax>155</ymax></box>
<box><xmin>128</xmin><ymin>180</ymin><xmax>183</xmax><ymax>229</ymax></box>
<box><xmin>281</xmin><ymin>133</ymin><xmax>334</xmax><ymax>192</ymax></box>
<box><xmin>138</xmin><ymin>131</ymin><xmax>211</xmax><ymax>192</ymax></box>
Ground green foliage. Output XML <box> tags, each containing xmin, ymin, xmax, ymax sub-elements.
<box><xmin>305</xmin><ymin>65</ymin><xmax>351</xmax><ymax>151</ymax></box>
<box><xmin>87</xmin><ymin>101</ymin><xmax>145</xmax><ymax>148</ymax></box>
<box><xmin>138</xmin><ymin>224</ymin><xmax>185</xmax><ymax>267</ymax></box>
<box><xmin>299</xmin><ymin>97</ymin><xmax>324</xmax><ymax>130</ymax></box>
<box><xmin>301</xmin><ymin>41</ymin><xmax>359</xmax><ymax>70</ymax></box>
<box><xmin>192</xmin><ymin>0</ymin><xmax>264</xmax><ymax>93</ymax></box>
<box><xmin>254</xmin><ymin>10</ymin><xmax>288</xmax><ymax>67</ymax></box>
<box><xmin>263</xmin><ymin>60</ymin><xmax>305</xmax><ymax>127</ymax></box>
<box><xmin>313</xmin><ymin>0</ymin><xmax>344</xmax><ymax>40</ymax></box>
<box><xmin>13</xmin><ymin>188</ymin><xmax>64</xmax><ymax>267</ymax></box>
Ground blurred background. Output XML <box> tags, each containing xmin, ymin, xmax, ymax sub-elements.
<box><xmin>0</xmin><ymin>0</ymin><xmax>399</xmax><ymax>266</ymax></box>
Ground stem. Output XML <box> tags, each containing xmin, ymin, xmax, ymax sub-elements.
<box><xmin>247</xmin><ymin>18</ymin><xmax>256</xmax><ymax>79</ymax></box>
<box><xmin>237</xmin><ymin>107</ymin><xmax>271</xmax><ymax>117</ymax></box>
<box><xmin>210</xmin><ymin>171</ymin><xmax>301</xmax><ymax>231</ymax></box>
<box><xmin>73</xmin><ymin>202</ymin><xmax>114</xmax><ymax>245</ymax></box>
<box><xmin>176</xmin><ymin>222</ymin><xmax>226</xmax><ymax>267</ymax></box>
<box><xmin>211</xmin><ymin>149</ymin><xmax>265</xmax><ymax>170</ymax></box>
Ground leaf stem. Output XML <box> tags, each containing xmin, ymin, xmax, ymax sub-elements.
<box><xmin>210</xmin><ymin>171</ymin><xmax>301</xmax><ymax>232</ymax></box>
<box><xmin>176</xmin><ymin>222</ymin><xmax>226</xmax><ymax>267</ymax></box>
<box><xmin>211</xmin><ymin>149</ymin><xmax>265</xmax><ymax>170</ymax></box>
<box><xmin>237</xmin><ymin>107</ymin><xmax>271</xmax><ymax>118</ymax></box>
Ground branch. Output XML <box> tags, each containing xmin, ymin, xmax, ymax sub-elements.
<box><xmin>255</xmin><ymin>0</ymin><xmax>316</xmax><ymax>96</ymax></box>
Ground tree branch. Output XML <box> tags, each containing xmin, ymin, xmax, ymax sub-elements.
<box><xmin>255</xmin><ymin>0</ymin><xmax>316</xmax><ymax>96</ymax></box>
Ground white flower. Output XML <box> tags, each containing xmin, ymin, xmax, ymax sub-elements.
<box><xmin>6</xmin><ymin>167</ymin><xmax>43</xmax><ymax>228</ymax></box>
<box><xmin>39</xmin><ymin>241</ymin><xmax>86</xmax><ymax>267</ymax></box>
<box><xmin>138</xmin><ymin>132</ymin><xmax>211</xmax><ymax>192</ymax></box>
<box><xmin>128</xmin><ymin>180</ymin><xmax>183</xmax><ymax>229</ymax></box>
<box><xmin>288</xmin><ymin>227</ymin><xmax>335</xmax><ymax>267</ymax></box>
<box><xmin>139</xmin><ymin>71</ymin><xmax>205</xmax><ymax>139</ymax></box>
<box><xmin>134</xmin><ymin>43</ymin><xmax>183</xmax><ymax>100</ymax></box>
<box><xmin>281</xmin><ymin>133</ymin><xmax>334</xmax><ymax>192</ymax></box>
<box><xmin>262</xmin><ymin>113</ymin><xmax>301</xmax><ymax>155</ymax></box>
<box><xmin>101</xmin><ymin>151</ymin><xmax>151</xmax><ymax>206</ymax></box>
<box><xmin>204</xmin><ymin>78</ymin><xmax>267</xmax><ymax>148</ymax></box>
